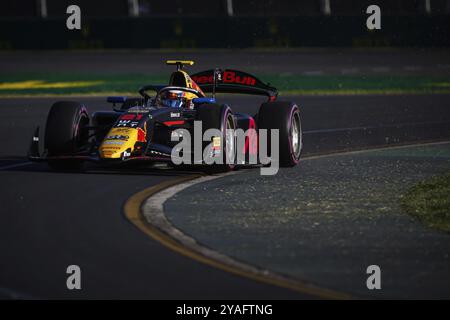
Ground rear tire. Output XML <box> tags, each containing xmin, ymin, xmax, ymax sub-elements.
<box><xmin>257</xmin><ymin>101</ymin><xmax>302</xmax><ymax>167</ymax></box>
<box><xmin>195</xmin><ymin>104</ymin><xmax>236</xmax><ymax>173</ymax></box>
<box><xmin>45</xmin><ymin>101</ymin><xmax>89</xmax><ymax>171</ymax></box>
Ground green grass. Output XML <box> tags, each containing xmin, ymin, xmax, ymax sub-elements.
<box><xmin>401</xmin><ymin>172</ymin><xmax>450</xmax><ymax>233</ymax></box>
<box><xmin>1</xmin><ymin>73</ymin><xmax>450</xmax><ymax>96</ymax></box>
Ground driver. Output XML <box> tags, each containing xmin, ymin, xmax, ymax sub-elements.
<box><xmin>156</xmin><ymin>89</ymin><xmax>198</xmax><ymax>109</ymax></box>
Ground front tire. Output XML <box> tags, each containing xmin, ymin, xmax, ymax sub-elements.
<box><xmin>257</xmin><ymin>101</ymin><xmax>302</xmax><ymax>167</ymax></box>
<box><xmin>195</xmin><ymin>103</ymin><xmax>236</xmax><ymax>173</ymax></box>
<box><xmin>44</xmin><ymin>101</ymin><xmax>89</xmax><ymax>171</ymax></box>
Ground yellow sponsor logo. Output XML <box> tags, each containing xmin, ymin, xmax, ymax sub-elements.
<box><xmin>99</xmin><ymin>127</ymin><xmax>138</xmax><ymax>159</ymax></box>
<box><xmin>212</xmin><ymin>137</ymin><xmax>221</xmax><ymax>148</ymax></box>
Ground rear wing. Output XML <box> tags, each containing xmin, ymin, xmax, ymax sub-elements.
<box><xmin>191</xmin><ymin>69</ymin><xmax>278</xmax><ymax>101</ymax></box>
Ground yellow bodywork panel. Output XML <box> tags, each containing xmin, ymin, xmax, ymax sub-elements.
<box><xmin>99</xmin><ymin>127</ymin><xmax>138</xmax><ymax>159</ymax></box>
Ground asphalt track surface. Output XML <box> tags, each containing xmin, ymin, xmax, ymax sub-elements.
<box><xmin>1</xmin><ymin>48</ymin><xmax>450</xmax><ymax>75</ymax></box>
<box><xmin>165</xmin><ymin>143</ymin><xmax>450</xmax><ymax>299</ymax></box>
<box><xmin>1</xmin><ymin>93</ymin><xmax>450</xmax><ymax>299</ymax></box>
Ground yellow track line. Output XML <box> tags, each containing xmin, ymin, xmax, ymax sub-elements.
<box><xmin>123</xmin><ymin>140</ymin><xmax>450</xmax><ymax>299</ymax></box>
<box><xmin>124</xmin><ymin>174</ymin><xmax>352</xmax><ymax>300</ymax></box>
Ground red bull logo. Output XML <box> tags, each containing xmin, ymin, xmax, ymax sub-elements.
<box><xmin>192</xmin><ymin>71</ymin><xmax>256</xmax><ymax>86</ymax></box>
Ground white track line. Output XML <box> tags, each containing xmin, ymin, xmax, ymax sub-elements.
<box><xmin>141</xmin><ymin>140</ymin><xmax>450</xmax><ymax>297</ymax></box>
<box><xmin>141</xmin><ymin>171</ymin><xmax>349</xmax><ymax>298</ymax></box>
<box><xmin>301</xmin><ymin>140</ymin><xmax>450</xmax><ymax>161</ymax></box>
<box><xmin>0</xmin><ymin>162</ymin><xmax>32</xmax><ymax>171</ymax></box>
<box><xmin>0</xmin><ymin>286</ymin><xmax>36</xmax><ymax>299</ymax></box>
<box><xmin>303</xmin><ymin>120</ymin><xmax>450</xmax><ymax>134</ymax></box>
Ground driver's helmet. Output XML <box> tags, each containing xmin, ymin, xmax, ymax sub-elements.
<box><xmin>157</xmin><ymin>89</ymin><xmax>198</xmax><ymax>109</ymax></box>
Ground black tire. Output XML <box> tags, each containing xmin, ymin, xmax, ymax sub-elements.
<box><xmin>195</xmin><ymin>104</ymin><xmax>236</xmax><ymax>173</ymax></box>
<box><xmin>44</xmin><ymin>101</ymin><xmax>89</xmax><ymax>171</ymax></box>
<box><xmin>257</xmin><ymin>101</ymin><xmax>302</xmax><ymax>167</ymax></box>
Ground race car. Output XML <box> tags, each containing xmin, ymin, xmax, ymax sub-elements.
<box><xmin>28</xmin><ymin>60</ymin><xmax>302</xmax><ymax>171</ymax></box>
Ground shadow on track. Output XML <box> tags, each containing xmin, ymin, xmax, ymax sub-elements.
<box><xmin>0</xmin><ymin>156</ymin><xmax>203</xmax><ymax>177</ymax></box>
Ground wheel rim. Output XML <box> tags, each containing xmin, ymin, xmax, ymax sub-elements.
<box><xmin>291</xmin><ymin>111</ymin><xmax>302</xmax><ymax>158</ymax></box>
<box><xmin>225</xmin><ymin>114</ymin><xmax>235</xmax><ymax>165</ymax></box>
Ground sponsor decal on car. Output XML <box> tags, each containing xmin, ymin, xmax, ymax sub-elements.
<box><xmin>117</xmin><ymin>119</ymin><xmax>131</xmax><ymax>127</ymax></box>
<box><xmin>106</xmin><ymin>135</ymin><xmax>129</xmax><ymax>141</ymax></box>
<box><xmin>128</xmin><ymin>107</ymin><xmax>150</xmax><ymax>113</ymax></box>
<box><xmin>120</xmin><ymin>114</ymin><xmax>136</xmax><ymax>120</ymax></box>
<box><xmin>113</xmin><ymin>128</ymin><xmax>133</xmax><ymax>133</ymax></box>
<box><xmin>191</xmin><ymin>75</ymin><xmax>213</xmax><ymax>84</ymax></box>
<box><xmin>101</xmin><ymin>146</ymin><xmax>122</xmax><ymax>150</ymax></box>
<box><xmin>223</xmin><ymin>71</ymin><xmax>256</xmax><ymax>86</ymax></box>
<box><xmin>121</xmin><ymin>150</ymin><xmax>131</xmax><ymax>159</ymax></box>
<box><xmin>124</xmin><ymin>114</ymin><xmax>143</xmax><ymax>120</ymax></box>
<box><xmin>164</xmin><ymin>120</ymin><xmax>185</xmax><ymax>126</ymax></box>
<box><xmin>102</xmin><ymin>140</ymin><xmax>125</xmax><ymax>145</ymax></box>
<box><xmin>149</xmin><ymin>150</ymin><xmax>171</xmax><ymax>157</ymax></box>
<box><xmin>192</xmin><ymin>71</ymin><xmax>256</xmax><ymax>86</ymax></box>
<box><xmin>171</xmin><ymin>130</ymin><xmax>183</xmax><ymax>140</ymax></box>
<box><xmin>116</xmin><ymin>119</ymin><xmax>140</xmax><ymax>128</ymax></box>
<box><xmin>212</xmin><ymin>136</ymin><xmax>221</xmax><ymax>149</ymax></box>
<box><xmin>211</xmin><ymin>136</ymin><xmax>222</xmax><ymax>156</ymax></box>
<box><xmin>170</xmin><ymin>112</ymin><xmax>181</xmax><ymax>118</ymax></box>
<box><xmin>137</xmin><ymin>127</ymin><xmax>146</xmax><ymax>142</ymax></box>
<box><xmin>127</xmin><ymin>109</ymin><xmax>149</xmax><ymax>114</ymax></box>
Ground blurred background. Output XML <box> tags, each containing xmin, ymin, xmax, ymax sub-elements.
<box><xmin>0</xmin><ymin>0</ymin><xmax>449</xmax><ymax>49</ymax></box>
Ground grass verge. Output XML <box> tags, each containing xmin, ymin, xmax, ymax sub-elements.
<box><xmin>1</xmin><ymin>73</ymin><xmax>450</xmax><ymax>97</ymax></box>
<box><xmin>401</xmin><ymin>172</ymin><xmax>450</xmax><ymax>233</ymax></box>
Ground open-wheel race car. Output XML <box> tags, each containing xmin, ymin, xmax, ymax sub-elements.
<box><xmin>28</xmin><ymin>60</ymin><xmax>302</xmax><ymax>172</ymax></box>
